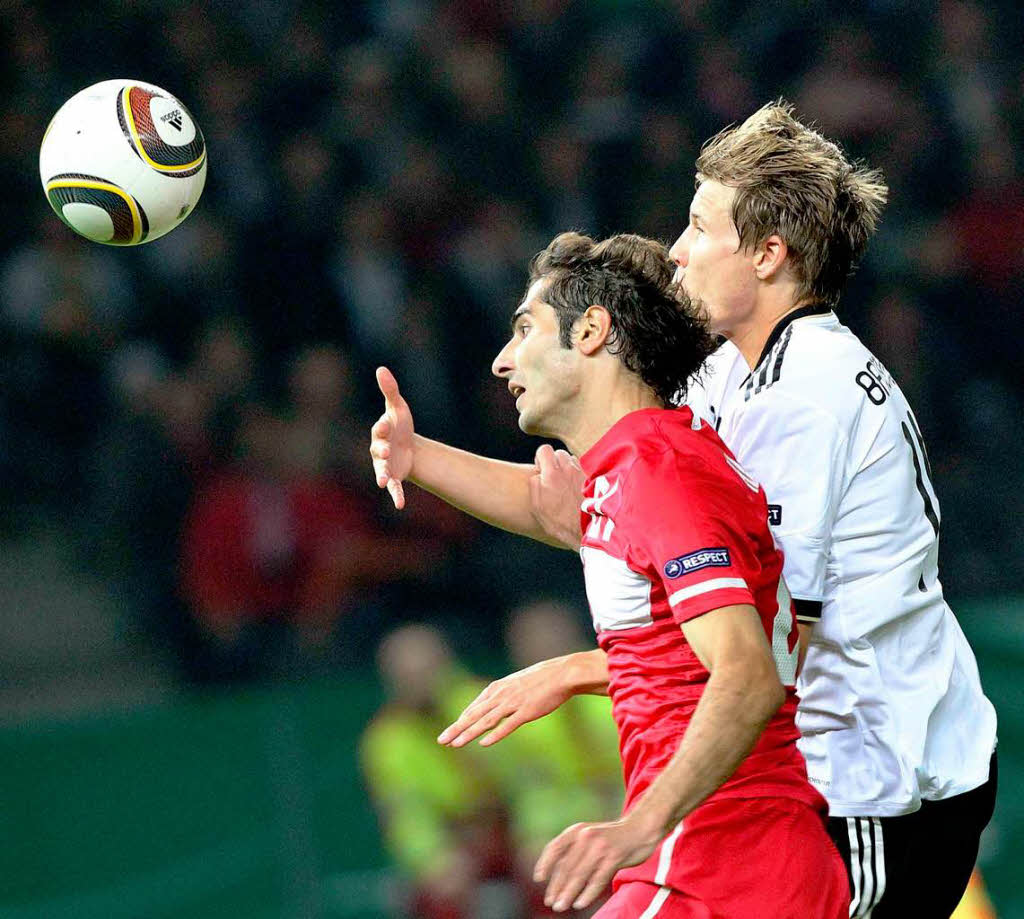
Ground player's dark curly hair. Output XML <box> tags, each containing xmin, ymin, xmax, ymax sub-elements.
<box><xmin>527</xmin><ymin>232</ymin><xmax>715</xmax><ymax>405</ymax></box>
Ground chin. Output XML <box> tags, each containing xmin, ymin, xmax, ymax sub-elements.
<box><xmin>517</xmin><ymin>410</ymin><xmax>549</xmax><ymax>439</ymax></box>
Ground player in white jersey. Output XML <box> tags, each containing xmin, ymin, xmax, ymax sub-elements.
<box><xmin>666</xmin><ymin>104</ymin><xmax>996</xmax><ymax>918</ymax></box>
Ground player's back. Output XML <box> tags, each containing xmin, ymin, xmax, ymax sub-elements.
<box><xmin>577</xmin><ymin>407</ymin><xmax>820</xmax><ymax>811</ymax></box>
<box><xmin>687</xmin><ymin>311</ymin><xmax>997</xmax><ymax>815</ymax></box>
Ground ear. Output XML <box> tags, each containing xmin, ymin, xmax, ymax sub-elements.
<box><xmin>753</xmin><ymin>234</ymin><xmax>788</xmax><ymax>281</ymax></box>
<box><xmin>576</xmin><ymin>305</ymin><xmax>612</xmax><ymax>355</ymax></box>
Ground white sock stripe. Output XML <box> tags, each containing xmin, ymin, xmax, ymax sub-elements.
<box><xmin>655</xmin><ymin>822</ymin><xmax>684</xmax><ymax>886</ymax></box>
<box><xmin>870</xmin><ymin>817</ymin><xmax>887</xmax><ymax>909</ymax></box>
<box><xmin>858</xmin><ymin>819</ymin><xmax>875</xmax><ymax>916</ymax></box>
<box><xmin>639</xmin><ymin>885</ymin><xmax>672</xmax><ymax>919</ymax></box>
<box><xmin>667</xmin><ymin>577</ymin><xmax>748</xmax><ymax>606</ymax></box>
<box><xmin>847</xmin><ymin>818</ymin><xmax>862</xmax><ymax>917</ymax></box>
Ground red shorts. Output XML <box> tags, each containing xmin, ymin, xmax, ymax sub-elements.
<box><xmin>598</xmin><ymin>797</ymin><xmax>849</xmax><ymax>919</ymax></box>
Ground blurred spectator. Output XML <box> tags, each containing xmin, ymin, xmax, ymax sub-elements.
<box><xmin>1</xmin><ymin>216</ymin><xmax>135</xmax><ymax>507</ymax></box>
<box><xmin>360</xmin><ymin>624</ymin><xmax>524</xmax><ymax>919</ymax></box>
<box><xmin>488</xmin><ymin>600</ymin><xmax>622</xmax><ymax>914</ymax></box>
<box><xmin>329</xmin><ymin>190</ymin><xmax>409</xmax><ymax>360</ymax></box>
<box><xmin>180</xmin><ymin>402</ymin><xmax>388</xmax><ymax>681</ymax></box>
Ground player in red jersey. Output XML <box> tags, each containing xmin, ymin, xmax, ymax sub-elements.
<box><xmin>370</xmin><ymin>231</ymin><xmax>848</xmax><ymax>918</ymax></box>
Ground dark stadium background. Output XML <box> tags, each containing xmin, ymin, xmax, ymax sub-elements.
<box><xmin>1</xmin><ymin>1</ymin><xmax>1021</xmax><ymax>916</ymax></box>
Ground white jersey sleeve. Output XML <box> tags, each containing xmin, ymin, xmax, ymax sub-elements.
<box><xmin>726</xmin><ymin>388</ymin><xmax>847</xmax><ymax>606</ymax></box>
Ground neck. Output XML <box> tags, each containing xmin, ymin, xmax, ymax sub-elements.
<box><xmin>728</xmin><ymin>297</ymin><xmax>823</xmax><ymax>369</ymax></box>
<box><xmin>559</xmin><ymin>374</ymin><xmax>663</xmax><ymax>456</ymax></box>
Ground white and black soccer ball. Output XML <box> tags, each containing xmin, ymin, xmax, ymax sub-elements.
<box><xmin>39</xmin><ymin>79</ymin><xmax>207</xmax><ymax>246</ymax></box>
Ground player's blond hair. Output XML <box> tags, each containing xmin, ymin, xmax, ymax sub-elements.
<box><xmin>695</xmin><ymin>101</ymin><xmax>888</xmax><ymax>307</ymax></box>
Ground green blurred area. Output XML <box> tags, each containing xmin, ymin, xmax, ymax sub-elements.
<box><xmin>0</xmin><ymin>600</ymin><xmax>1020</xmax><ymax>919</ymax></box>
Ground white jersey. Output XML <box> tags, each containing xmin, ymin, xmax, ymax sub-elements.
<box><xmin>686</xmin><ymin>308</ymin><xmax>997</xmax><ymax>817</ymax></box>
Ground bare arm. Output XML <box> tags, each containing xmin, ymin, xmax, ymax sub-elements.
<box><xmin>409</xmin><ymin>434</ymin><xmax>551</xmax><ymax>542</ymax></box>
<box><xmin>797</xmin><ymin>620</ymin><xmax>813</xmax><ymax>676</ymax></box>
<box><xmin>437</xmin><ymin>648</ymin><xmax>609</xmax><ymax>747</ymax></box>
<box><xmin>370</xmin><ymin>367</ymin><xmax>559</xmax><ymax>543</ymax></box>
<box><xmin>622</xmin><ymin>605</ymin><xmax>786</xmax><ymax>833</ymax></box>
<box><xmin>533</xmin><ymin>604</ymin><xmax>785</xmax><ymax>912</ymax></box>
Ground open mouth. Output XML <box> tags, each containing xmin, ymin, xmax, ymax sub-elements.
<box><xmin>509</xmin><ymin>383</ymin><xmax>525</xmax><ymax>402</ymax></box>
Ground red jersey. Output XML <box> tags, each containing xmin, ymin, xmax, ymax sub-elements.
<box><xmin>578</xmin><ymin>407</ymin><xmax>822</xmax><ymax>814</ymax></box>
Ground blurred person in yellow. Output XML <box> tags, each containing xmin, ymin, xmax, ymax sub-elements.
<box><xmin>360</xmin><ymin>624</ymin><xmax>521</xmax><ymax>919</ymax></box>
<box><xmin>952</xmin><ymin>870</ymin><xmax>997</xmax><ymax>919</ymax></box>
<box><xmin>486</xmin><ymin>601</ymin><xmax>623</xmax><ymax>913</ymax></box>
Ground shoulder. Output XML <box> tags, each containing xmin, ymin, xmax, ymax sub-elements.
<box><xmin>624</xmin><ymin>412</ymin><xmax>741</xmax><ymax>506</ymax></box>
<box><xmin>630</xmin><ymin>408</ymin><xmax>716</xmax><ymax>467</ymax></box>
<box><xmin>745</xmin><ymin>318</ymin><xmax>872</xmax><ymax>430</ymax></box>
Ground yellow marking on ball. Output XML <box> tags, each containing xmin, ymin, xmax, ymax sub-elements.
<box><xmin>45</xmin><ymin>178</ymin><xmax>143</xmax><ymax>244</ymax></box>
<box><xmin>122</xmin><ymin>85</ymin><xmax>205</xmax><ymax>174</ymax></box>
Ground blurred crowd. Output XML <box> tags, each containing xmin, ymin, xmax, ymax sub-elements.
<box><xmin>0</xmin><ymin>0</ymin><xmax>1022</xmax><ymax>688</ymax></box>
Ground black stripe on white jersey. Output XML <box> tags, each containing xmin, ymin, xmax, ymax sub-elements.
<box><xmin>745</xmin><ymin>326</ymin><xmax>793</xmax><ymax>401</ymax></box>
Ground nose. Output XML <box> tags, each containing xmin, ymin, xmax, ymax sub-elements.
<box><xmin>492</xmin><ymin>337</ymin><xmax>515</xmax><ymax>379</ymax></box>
<box><xmin>669</xmin><ymin>227</ymin><xmax>690</xmax><ymax>269</ymax></box>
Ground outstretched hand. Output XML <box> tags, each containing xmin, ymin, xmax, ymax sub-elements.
<box><xmin>437</xmin><ymin>657</ymin><xmax>578</xmax><ymax>748</ymax></box>
<box><xmin>370</xmin><ymin>366</ymin><xmax>415</xmax><ymax>509</ymax></box>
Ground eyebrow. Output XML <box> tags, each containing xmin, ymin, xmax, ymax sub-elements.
<box><xmin>510</xmin><ymin>302</ymin><xmax>531</xmax><ymax>329</ymax></box>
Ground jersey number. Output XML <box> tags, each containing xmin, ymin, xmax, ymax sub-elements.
<box><xmin>855</xmin><ymin>358</ymin><xmax>894</xmax><ymax>405</ymax></box>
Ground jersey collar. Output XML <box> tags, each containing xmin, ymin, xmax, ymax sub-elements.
<box><xmin>741</xmin><ymin>303</ymin><xmax>832</xmax><ymax>387</ymax></box>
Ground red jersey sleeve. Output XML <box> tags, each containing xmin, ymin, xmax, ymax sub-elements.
<box><xmin>624</xmin><ymin>448</ymin><xmax>759</xmax><ymax>624</ymax></box>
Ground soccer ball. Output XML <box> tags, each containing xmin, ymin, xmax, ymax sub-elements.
<box><xmin>39</xmin><ymin>79</ymin><xmax>207</xmax><ymax>246</ymax></box>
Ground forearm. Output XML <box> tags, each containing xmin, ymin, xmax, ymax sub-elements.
<box><xmin>625</xmin><ymin>668</ymin><xmax>783</xmax><ymax>836</ymax></box>
<box><xmin>409</xmin><ymin>435</ymin><xmax>553</xmax><ymax>542</ymax></box>
<box><xmin>563</xmin><ymin>648</ymin><xmax>610</xmax><ymax>696</ymax></box>
<box><xmin>797</xmin><ymin>621</ymin><xmax>812</xmax><ymax>677</ymax></box>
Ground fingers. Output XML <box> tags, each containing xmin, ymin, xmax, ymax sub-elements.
<box><xmin>370</xmin><ymin>444</ymin><xmax>391</xmax><ymax>489</ymax></box>
<box><xmin>438</xmin><ymin>697</ymin><xmax>507</xmax><ymax>747</ymax></box>
<box><xmin>371</xmin><ymin>455</ymin><xmax>389</xmax><ymax>489</ymax></box>
<box><xmin>478</xmin><ymin>712</ymin><xmax>525</xmax><ymax>747</ymax></box>
<box><xmin>451</xmin><ymin>707</ymin><xmax>506</xmax><ymax>747</ymax></box>
<box><xmin>386</xmin><ymin>477</ymin><xmax>405</xmax><ymax>510</ymax></box>
<box><xmin>535</xmin><ymin>444</ymin><xmax>579</xmax><ymax>470</ymax></box>
<box><xmin>375</xmin><ymin>366</ymin><xmax>401</xmax><ymax>404</ymax></box>
<box><xmin>536</xmin><ymin>826</ymin><xmax>615</xmax><ymax>913</ymax></box>
<box><xmin>534</xmin><ymin>827</ymin><xmax>576</xmax><ymax>884</ymax></box>
<box><xmin>437</xmin><ymin>695</ymin><xmax>498</xmax><ymax>745</ymax></box>
<box><xmin>571</xmin><ymin>870</ymin><xmax>615</xmax><ymax>911</ymax></box>
<box><xmin>370</xmin><ymin>416</ymin><xmax>391</xmax><ymax>486</ymax></box>
<box><xmin>370</xmin><ymin>413</ymin><xmax>402</xmax><ymax>504</ymax></box>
